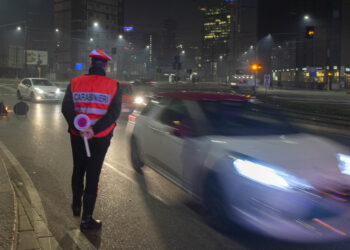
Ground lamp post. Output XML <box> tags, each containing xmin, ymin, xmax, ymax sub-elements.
<box><xmin>250</xmin><ymin>63</ymin><xmax>262</xmax><ymax>94</ymax></box>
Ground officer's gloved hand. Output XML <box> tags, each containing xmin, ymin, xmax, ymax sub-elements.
<box><xmin>80</xmin><ymin>128</ymin><xmax>94</xmax><ymax>139</ymax></box>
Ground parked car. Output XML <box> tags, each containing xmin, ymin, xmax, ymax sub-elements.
<box><xmin>127</xmin><ymin>91</ymin><xmax>350</xmax><ymax>242</ymax></box>
<box><xmin>17</xmin><ymin>78</ymin><xmax>63</xmax><ymax>102</ymax></box>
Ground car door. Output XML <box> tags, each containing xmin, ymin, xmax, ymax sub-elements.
<box><xmin>22</xmin><ymin>79</ymin><xmax>31</xmax><ymax>98</ymax></box>
<box><xmin>137</xmin><ymin>98</ymin><xmax>169</xmax><ymax>167</ymax></box>
<box><xmin>154</xmin><ymin>99</ymin><xmax>194</xmax><ymax>183</ymax></box>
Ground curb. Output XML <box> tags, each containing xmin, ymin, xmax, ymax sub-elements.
<box><xmin>0</xmin><ymin>142</ymin><xmax>62</xmax><ymax>250</ymax></box>
<box><xmin>13</xmin><ymin>185</ymin><xmax>61</xmax><ymax>250</ymax></box>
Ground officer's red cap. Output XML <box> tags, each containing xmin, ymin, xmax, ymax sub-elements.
<box><xmin>89</xmin><ymin>49</ymin><xmax>112</xmax><ymax>61</ymax></box>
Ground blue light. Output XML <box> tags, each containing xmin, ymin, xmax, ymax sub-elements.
<box><xmin>123</xmin><ymin>26</ymin><xmax>134</xmax><ymax>32</ymax></box>
<box><xmin>75</xmin><ymin>63</ymin><xmax>83</xmax><ymax>71</ymax></box>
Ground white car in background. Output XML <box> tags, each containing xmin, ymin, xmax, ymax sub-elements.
<box><xmin>17</xmin><ymin>78</ymin><xmax>62</xmax><ymax>102</ymax></box>
<box><xmin>127</xmin><ymin>91</ymin><xmax>350</xmax><ymax>242</ymax></box>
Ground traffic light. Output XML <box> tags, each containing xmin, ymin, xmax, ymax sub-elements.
<box><xmin>305</xmin><ymin>26</ymin><xmax>315</xmax><ymax>39</ymax></box>
<box><xmin>250</xmin><ymin>63</ymin><xmax>262</xmax><ymax>72</ymax></box>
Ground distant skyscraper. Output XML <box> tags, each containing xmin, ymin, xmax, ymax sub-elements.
<box><xmin>159</xmin><ymin>19</ymin><xmax>178</xmax><ymax>68</ymax></box>
<box><xmin>199</xmin><ymin>0</ymin><xmax>257</xmax><ymax>80</ymax></box>
<box><xmin>54</xmin><ymin>0</ymin><xmax>124</xmax><ymax>79</ymax></box>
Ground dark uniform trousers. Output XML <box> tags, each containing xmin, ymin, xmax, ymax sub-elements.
<box><xmin>70</xmin><ymin>134</ymin><xmax>111</xmax><ymax>214</ymax></box>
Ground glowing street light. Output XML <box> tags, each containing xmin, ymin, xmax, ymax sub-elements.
<box><xmin>90</xmin><ymin>37</ymin><xmax>94</xmax><ymax>42</ymax></box>
<box><xmin>250</xmin><ymin>63</ymin><xmax>262</xmax><ymax>72</ymax></box>
<box><xmin>93</xmin><ymin>22</ymin><xmax>99</xmax><ymax>27</ymax></box>
<box><xmin>55</xmin><ymin>28</ymin><xmax>59</xmax><ymax>32</ymax></box>
<box><xmin>304</xmin><ymin>15</ymin><xmax>310</xmax><ymax>20</ymax></box>
<box><xmin>118</xmin><ymin>34</ymin><xmax>123</xmax><ymax>39</ymax></box>
<box><xmin>16</xmin><ymin>26</ymin><xmax>22</xmax><ymax>31</ymax></box>
<box><xmin>146</xmin><ymin>45</ymin><xmax>150</xmax><ymax>49</ymax></box>
<box><xmin>181</xmin><ymin>50</ymin><xmax>185</xmax><ymax>55</ymax></box>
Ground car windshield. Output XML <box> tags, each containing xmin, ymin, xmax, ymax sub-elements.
<box><xmin>198</xmin><ymin>101</ymin><xmax>299</xmax><ymax>136</ymax></box>
<box><xmin>120</xmin><ymin>84</ymin><xmax>133</xmax><ymax>95</ymax></box>
<box><xmin>32</xmin><ymin>79</ymin><xmax>54</xmax><ymax>86</ymax></box>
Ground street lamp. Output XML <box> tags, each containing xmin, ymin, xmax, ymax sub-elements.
<box><xmin>55</xmin><ymin>28</ymin><xmax>59</xmax><ymax>32</ymax></box>
<box><xmin>90</xmin><ymin>38</ymin><xmax>94</xmax><ymax>42</ymax></box>
<box><xmin>118</xmin><ymin>34</ymin><xmax>123</xmax><ymax>39</ymax></box>
<box><xmin>181</xmin><ymin>50</ymin><xmax>185</xmax><ymax>55</ymax></box>
<box><xmin>16</xmin><ymin>26</ymin><xmax>22</xmax><ymax>31</ymax></box>
<box><xmin>93</xmin><ymin>22</ymin><xmax>99</xmax><ymax>27</ymax></box>
<box><xmin>250</xmin><ymin>63</ymin><xmax>262</xmax><ymax>93</ymax></box>
<box><xmin>304</xmin><ymin>15</ymin><xmax>310</xmax><ymax>20</ymax></box>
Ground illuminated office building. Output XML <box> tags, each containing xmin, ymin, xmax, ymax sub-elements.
<box><xmin>200</xmin><ymin>0</ymin><xmax>257</xmax><ymax>81</ymax></box>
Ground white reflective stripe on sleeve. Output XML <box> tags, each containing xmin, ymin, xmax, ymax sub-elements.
<box><xmin>74</xmin><ymin>107</ymin><xmax>107</xmax><ymax>115</ymax></box>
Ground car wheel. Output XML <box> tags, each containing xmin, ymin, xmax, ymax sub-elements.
<box><xmin>17</xmin><ymin>90</ymin><xmax>22</xmax><ymax>100</ymax></box>
<box><xmin>130</xmin><ymin>135</ymin><xmax>144</xmax><ymax>174</ymax></box>
<box><xmin>204</xmin><ymin>174</ymin><xmax>231</xmax><ymax>230</ymax></box>
<box><xmin>30</xmin><ymin>92</ymin><xmax>36</xmax><ymax>103</ymax></box>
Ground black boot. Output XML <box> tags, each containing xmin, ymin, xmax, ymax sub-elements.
<box><xmin>80</xmin><ymin>194</ymin><xmax>102</xmax><ymax>231</ymax></box>
<box><xmin>71</xmin><ymin>185</ymin><xmax>83</xmax><ymax>217</ymax></box>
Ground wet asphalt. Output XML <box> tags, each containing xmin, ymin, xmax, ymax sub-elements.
<box><xmin>1</xmin><ymin>82</ymin><xmax>350</xmax><ymax>250</ymax></box>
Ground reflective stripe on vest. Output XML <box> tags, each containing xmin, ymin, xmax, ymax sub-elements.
<box><xmin>74</xmin><ymin>107</ymin><xmax>108</xmax><ymax>115</ymax></box>
<box><xmin>71</xmin><ymin>75</ymin><xmax>118</xmax><ymax>138</ymax></box>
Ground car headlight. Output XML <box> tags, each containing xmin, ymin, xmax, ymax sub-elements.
<box><xmin>337</xmin><ymin>153</ymin><xmax>350</xmax><ymax>176</ymax></box>
<box><xmin>233</xmin><ymin>158</ymin><xmax>312</xmax><ymax>191</ymax></box>
<box><xmin>55</xmin><ymin>88</ymin><xmax>60</xmax><ymax>94</ymax></box>
<box><xmin>134</xmin><ymin>96</ymin><xmax>144</xmax><ymax>104</ymax></box>
<box><xmin>35</xmin><ymin>88</ymin><xmax>44</xmax><ymax>94</ymax></box>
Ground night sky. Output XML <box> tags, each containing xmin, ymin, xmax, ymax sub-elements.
<box><xmin>0</xmin><ymin>0</ymin><xmax>222</xmax><ymax>44</ymax></box>
<box><xmin>125</xmin><ymin>0</ymin><xmax>208</xmax><ymax>44</ymax></box>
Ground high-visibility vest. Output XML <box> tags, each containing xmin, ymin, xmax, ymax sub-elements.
<box><xmin>70</xmin><ymin>75</ymin><xmax>118</xmax><ymax>138</ymax></box>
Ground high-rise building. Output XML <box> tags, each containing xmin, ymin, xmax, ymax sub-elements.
<box><xmin>54</xmin><ymin>0</ymin><xmax>124</xmax><ymax>80</ymax></box>
<box><xmin>159</xmin><ymin>19</ymin><xmax>178</xmax><ymax>69</ymax></box>
<box><xmin>199</xmin><ymin>0</ymin><xmax>257</xmax><ymax>81</ymax></box>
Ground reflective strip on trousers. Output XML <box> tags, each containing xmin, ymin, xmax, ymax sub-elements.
<box><xmin>74</xmin><ymin>107</ymin><xmax>107</xmax><ymax>115</ymax></box>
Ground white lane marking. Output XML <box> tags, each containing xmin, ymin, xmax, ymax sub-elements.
<box><xmin>104</xmin><ymin>162</ymin><xmax>135</xmax><ymax>184</ymax></box>
<box><xmin>104</xmin><ymin>161</ymin><xmax>170</xmax><ymax>205</ymax></box>
<box><xmin>67</xmin><ymin>229</ymin><xmax>97</xmax><ymax>250</ymax></box>
<box><xmin>0</xmin><ymin>141</ymin><xmax>47</xmax><ymax>222</ymax></box>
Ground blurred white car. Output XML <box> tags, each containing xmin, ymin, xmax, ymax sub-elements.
<box><xmin>127</xmin><ymin>91</ymin><xmax>350</xmax><ymax>242</ymax></box>
<box><xmin>17</xmin><ymin>78</ymin><xmax>62</xmax><ymax>102</ymax></box>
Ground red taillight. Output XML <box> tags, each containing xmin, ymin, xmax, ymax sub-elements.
<box><xmin>128</xmin><ymin>114</ymin><xmax>137</xmax><ymax>123</ymax></box>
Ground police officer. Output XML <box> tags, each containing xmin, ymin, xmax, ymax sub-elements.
<box><xmin>62</xmin><ymin>50</ymin><xmax>122</xmax><ymax>231</ymax></box>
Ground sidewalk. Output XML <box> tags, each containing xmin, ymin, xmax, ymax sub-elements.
<box><xmin>0</xmin><ymin>156</ymin><xmax>16</xmax><ymax>250</ymax></box>
<box><xmin>0</xmin><ymin>148</ymin><xmax>61</xmax><ymax>250</ymax></box>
